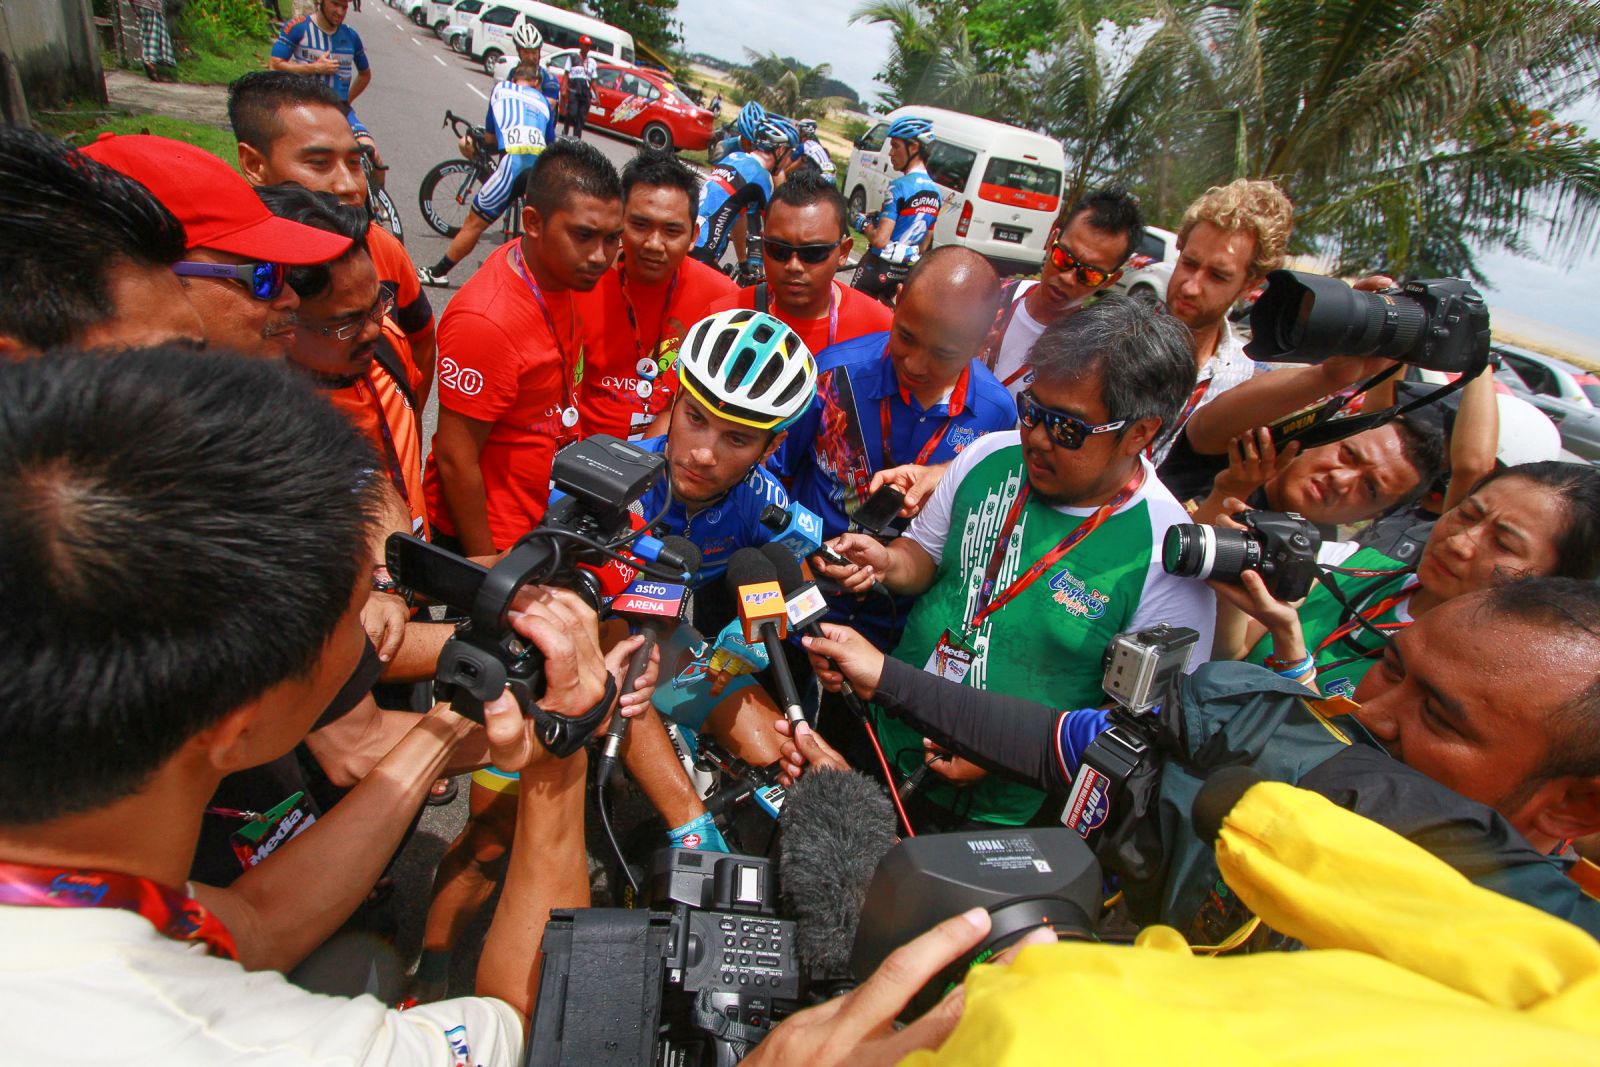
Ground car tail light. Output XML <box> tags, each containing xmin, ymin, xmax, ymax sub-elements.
<box><xmin>955</xmin><ymin>199</ymin><xmax>972</xmax><ymax>237</ymax></box>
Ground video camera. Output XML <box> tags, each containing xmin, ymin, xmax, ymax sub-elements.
<box><xmin>385</xmin><ymin>435</ymin><xmax>691</xmax><ymax>755</ymax></box>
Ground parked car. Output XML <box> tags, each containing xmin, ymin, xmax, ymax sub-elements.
<box><xmin>465</xmin><ymin>1</ymin><xmax>634</xmax><ymax>75</ymax></box>
<box><xmin>398</xmin><ymin>0</ymin><xmax>430</xmax><ymax>23</ymax></box>
<box><xmin>490</xmin><ymin>44</ymin><xmax>633</xmax><ymax>82</ymax></box>
<box><xmin>430</xmin><ymin>0</ymin><xmax>481</xmax><ymax>36</ymax></box>
<box><xmin>579</xmin><ymin>64</ymin><xmax>712</xmax><ymax>151</ymax></box>
<box><xmin>844</xmin><ymin>106</ymin><xmax>1066</xmax><ymax>275</ymax></box>
<box><xmin>1491</xmin><ymin>343</ymin><xmax>1600</xmax><ymax>461</ymax></box>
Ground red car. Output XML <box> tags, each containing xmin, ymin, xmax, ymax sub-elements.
<box><xmin>581</xmin><ymin>64</ymin><xmax>713</xmax><ymax>152</ymax></box>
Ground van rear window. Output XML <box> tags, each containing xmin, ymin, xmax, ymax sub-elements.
<box><xmin>978</xmin><ymin>158</ymin><xmax>1061</xmax><ymax>213</ymax></box>
<box><xmin>925</xmin><ymin>142</ymin><xmax>978</xmax><ymax>192</ymax></box>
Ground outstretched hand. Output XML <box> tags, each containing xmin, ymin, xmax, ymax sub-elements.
<box><xmin>801</xmin><ymin>622</ymin><xmax>887</xmax><ymax>699</ymax></box>
<box><xmin>868</xmin><ymin>462</ymin><xmax>947</xmax><ymax>521</ymax></box>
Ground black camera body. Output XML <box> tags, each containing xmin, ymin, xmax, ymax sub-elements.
<box><xmin>529</xmin><ymin>849</ymin><xmax>804</xmax><ymax>1066</ymax></box>
<box><xmin>1247</xmin><ymin>270</ymin><xmax>1490</xmax><ymax>374</ymax></box>
<box><xmin>1162</xmin><ymin>510</ymin><xmax>1322</xmax><ymax>602</ymax></box>
<box><xmin>386</xmin><ymin>435</ymin><xmax>683</xmax><ymax>747</ymax></box>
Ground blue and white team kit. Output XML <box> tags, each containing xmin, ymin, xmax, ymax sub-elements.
<box><xmin>876</xmin><ymin>169</ymin><xmax>942</xmax><ymax>263</ymax></box>
<box><xmin>474</xmin><ymin>78</ymin><xmax>557</xmax><ymax>221</ymax></box>
<box><xmin>693</xmin><ymin>153</ymin><xmax>772</xmax><ymax>262</ymax></box>
<box><xmin>271</xmin><ymin>16</ymin><xmax>370</xmax><ymax>134</ymax></box>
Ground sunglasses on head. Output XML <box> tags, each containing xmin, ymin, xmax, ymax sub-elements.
<box><xmin>1047</xmin><ymin>240</ymin><xmax>1116</xmax><ymax>288</ymax></box>
<box><xmin>173</xmin><ymin>260</ymin><xmax>287</xmax><ymax>301</ymax></box>
<box><xmin>1016</xmin><ymin>389</ymin><xmax>1126</xmax><ymax>450</ymax></box>
<box><xmin>763</xmin><ymin>238</ymin><xmax>842</xmax><ymax>265</ymax></box>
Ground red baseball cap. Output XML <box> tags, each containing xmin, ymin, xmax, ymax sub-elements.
<box><xmin>80</xmin><ymin>133</ymin><xmax>352</xmax><ymax>265</ymax></box>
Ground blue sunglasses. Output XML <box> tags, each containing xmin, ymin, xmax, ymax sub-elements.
<box><xmin>1016</xmin><ymin>389</ymin><xmax>1126</xmax><ymax>449</ymax></box>
<box><xmin>173</xmin><ymin>260</ymin><xmax>287</xmax><ymax>301</ymax></box>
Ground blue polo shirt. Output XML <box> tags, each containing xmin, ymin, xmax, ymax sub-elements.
<box><xmin>772</xmin><ymin>331</ymin><xmax>1015</xmax><ymax>647</ymax></box>
<box><xmin>774</xmin><ymin>331</ymin><xmax>1016</xmax><ymax>540</ymax></box>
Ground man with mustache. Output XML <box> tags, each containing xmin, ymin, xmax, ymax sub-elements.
<box><xmin>425</xmin><ymin>140</ymin><xmax>623</xmax><ymax>556</ymax></box>
<box><xmin>79</xmin><ymin>133</ymin><xmax>351</xmax><ymax>359</ymax></box>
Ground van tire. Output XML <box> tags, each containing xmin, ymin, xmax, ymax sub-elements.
<box><xmin>848</xmin><ymin>186</ymin><xmax>867</xmax><ymax>220</ymax></box>
<box><xmin>482</xmin><ymin>49</ymin><xmax>503</xmax><ymax>77</ymax></box>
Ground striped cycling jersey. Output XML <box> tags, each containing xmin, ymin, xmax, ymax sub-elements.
<box><xmin>271</xmin><ymin>15</ymin><xmax>368</xmax><ymax>102</ymax></box>
<box><xmin>486</xmin><ymin>79</ymin><xmax>556</xmax><ymax>155</ymax></box>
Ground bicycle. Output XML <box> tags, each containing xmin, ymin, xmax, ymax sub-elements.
<box><xmin>361</xmin><ymin>143</ymin><xmax>404</xmax><ymax>243</ymax></box>
<box><xmin>417</xmin><ymin>110</ymin><xmax>525</xmax><ymax>242</ymax></box>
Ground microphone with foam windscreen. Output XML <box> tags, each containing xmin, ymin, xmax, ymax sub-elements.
<box><xmin>759</xmin><ymin>542</ymin><xmax>868</xmax><ymax>721</ymax></box>
<box><xmin>597</xmin><ymin>536</ymin><xmax>701</xmax><ymax>789</ymax></box>
<box><xmin>778</xmin><ymin>768</ymin><xmax>900</xmax><ymax>981</ymax></box>
<box><xmin>726</xmin><ymin>547</ymin><xmax>807</xmax><ymax>726</ymax></box>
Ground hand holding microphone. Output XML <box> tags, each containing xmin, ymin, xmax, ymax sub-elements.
<box><xmin>726</xmin><ymin>547</ymin><xmax>808</xmax><ymax>726</ymax></box>
<box><xmin>760</xmin><ymin>543</ymin><xmax>874</xmax><ymax>719</ymax></box>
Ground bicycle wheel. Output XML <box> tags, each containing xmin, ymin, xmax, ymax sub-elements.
<box><xmin>418</xmin><ymin>159</ymin><xmax>483</xmax><ymax>238</ymax></box>
<box><xmin>369</xmin><ymin>180</ymin><xmax>405</xmax><ymax>243</ymax></box>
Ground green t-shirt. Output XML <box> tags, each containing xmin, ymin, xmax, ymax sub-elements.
<box><xmin>883</xmin><ymin>431</ymin><xmax>1215</xmax><ymax>826</ymax></box>
<box><xmin>1244</xmin><ymin>544</ymin><xmax>1414</xmax><ymax>699</ymax></box>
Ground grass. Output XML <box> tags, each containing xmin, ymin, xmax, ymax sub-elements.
<box><xmin>175</xmin><ymin>40</ymin><xmax>273</xmax><ymax>86</ymax></box>
<box><xmin>35</xmin><ymin>105</ymin><xmax>239</xmax><ymax>167</ymax></box>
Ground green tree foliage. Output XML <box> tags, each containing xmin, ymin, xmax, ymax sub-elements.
<box><xmin>850</xmin><ymin>0</ymin><xmax>1007</xmax><ymax>114</ymax></box>
<box><xmin>729</xmin><ymin>51</ymin><xmax>847</xmax><ymax>120</ymax></box>
<box><xmin>586</xmin><ymin>0</ymin><xmax>681</xmax><ymax>51</ymax></box>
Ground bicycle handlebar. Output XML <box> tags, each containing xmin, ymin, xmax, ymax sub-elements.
<box><xmin>441</xmin><ymin>110</ymin><xmax>484</xmax><ymax>140</ymax></box>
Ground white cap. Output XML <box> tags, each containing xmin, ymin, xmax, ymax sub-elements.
<box><xmin>1495</xmin><ymin>393</ymin><xmax>1562</xmax><ymax>467</ymax></box>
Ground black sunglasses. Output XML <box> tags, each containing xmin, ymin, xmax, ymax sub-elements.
<box><xmin>173</xmin><ymin>260</ymin><xmax>287</xmax><ymax>301</ymax></box>
<box><xmin>763</xmin><ymin>238</ymin><xmax>842</xmax><ymax>265</ymax></box>
<box><xmin>1016</xmin><ymin>389</ymin><xmax>1126</xmax><ymax>449</ymax></box>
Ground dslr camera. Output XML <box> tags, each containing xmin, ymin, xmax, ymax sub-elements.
<box><xmin>1246</xmin><ymin>270</ymin><xmax>1490</xmax><ymax>373</ymax></box>
<box><xmin>386</xmin><ymin>435</ymin><xmax>690</xmax><ymax>754</ymax></box>
<box><xmin>1162</xmin><ymin>510</ymin><xmax>1322</xmax><ymax>602</ymax></box>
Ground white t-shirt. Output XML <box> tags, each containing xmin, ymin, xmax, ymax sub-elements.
<box><xmin>987</xmin><ymin>281</ymin><xmax>1049</xmax><ymax>397</ymax></box>
<box><xmin>0</xmin><ymin>905</ymin><xmax>524</xmax><ymax>1066</ymax></box>
<box><xmin>1148</xmin><ymin>316</ymin><xmax>1259</xmax><ymax>466</ymax></box>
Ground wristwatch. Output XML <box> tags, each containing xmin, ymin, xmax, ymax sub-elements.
<box><xmin>372</xmin><ymin>565</ymin><xmax>413</xmax><ymax>606</ymax></box>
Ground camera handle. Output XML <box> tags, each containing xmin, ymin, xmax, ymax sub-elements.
<box><xmin>1060</xmin><ymin>708</ymin><xmax>1161</xmax><ymax>851</ymax></box>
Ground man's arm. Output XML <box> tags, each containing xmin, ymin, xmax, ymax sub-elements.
<box><xmin>303</xmin><ymin>693</ymin><xmax>491</xmax><ymax>787</ymax></box>
<box><xmin>193</xmin><ymin>706</ymin><xmax>476</xmax><ymax>973</ymax></box>
<box><xmin>432</xmin><ymin>408</ymin><xmax>498</xmax><ymax>557</ymax></box>
<box><xmin>408</xmin><ymin>322</ymin><xmax>437</xmax><ymax>404</ymax></box>
<box><xmin>1440</xmin><ymin>364</ymin><xmax>1499</xmax><ymax>512</ymax></box>
<box><xmin>812</xmin><ymin>531</ymin><xmax>938</xmax><ymax>597</ymax></box>
<box><xmin>1184</xmin><ymin>356</ymin><xmax>1393</xmax><ymax>456</ymax></box>
<box><xmin>380</xmin><ymin>619</ymin><xmax>453</xmax><ymax>683</ymax></box>
<box><xmin>348</xmin><ymin>67</ymin><xmax>371</xmax><ymax>105</ymax></box>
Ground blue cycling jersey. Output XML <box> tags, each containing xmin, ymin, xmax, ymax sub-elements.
<box><xmin>483</xmin><ymin>78</ymin><xmax>556</xmax><ymax>155</ymax></box>
<box><xmin>695</xmin><ymin>152</ymin><xmax>772</xmax><ymax>261</ymax></box>
<box><xmin>876</xmin><ymin>167</ymin><xmax>942</xmax><ymax>254</ymax></box>
<box><xmin>633</xmin><ymin>435</ymin><xmax>788</xmax><ymax>587</ymax></box>
<box><xmin>272</xmin><ymin>15</ymin><xmax>368</xmax><ymax>103</ymax></box>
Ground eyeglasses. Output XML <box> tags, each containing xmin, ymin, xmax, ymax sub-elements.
<box><xmin>173</xmin><ymin>260</ymin><xmax>287</xmax><ymax>301</ymax></box>
<box><xmin>1046</xmin><ymin>240</ymin><xmax>1117</xmax><ymax>288</ymax></box>
<box><xmin>1016</xmin><ymin>389</ymin><xmax>1125</xmax><ymax>450</ymax></box>
<box><xmin>302</xmin><ymin>292</ymin><xmax>394</xmax><ymax>342</ymax></box>
<box><xmin>763</xmin><ymin>238</ymin><xmax>842</xmax><ymax>265</ymax></box>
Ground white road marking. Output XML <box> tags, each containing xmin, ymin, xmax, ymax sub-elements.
<box><xmin>411</xmin><ymin>37</ymin><xmax>422</xmax><ymax>46</ymax></box>
<box><xmin>434</xmin><ymin>54</ymin><xmax>447</xmax><ymax>66</ymax></box>
<box><xmin>467</xmin><ymin>83</ymin><xmax>487</xmax><ymax>100</ymax></box>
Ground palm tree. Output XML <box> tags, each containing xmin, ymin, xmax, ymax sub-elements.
<box><xmin>850</xmin><ymin>0</ymin><xmax>1007</xmax><ymax>115</ymax></box>
<box><xmin>1037</xmin><ymin>0</ymin><xmax>1600</xmax><ymax>279</ymax></box>
<box><xmin>729</xmin><ymin>51</ymin><xmax>845</xmax><ymax>121</ymax></box>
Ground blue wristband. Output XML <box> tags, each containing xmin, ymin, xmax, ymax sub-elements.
<box><xmin>667</xmin><ymin>812</ymin><xmax>729</xmax><ymax>853</ymax></box>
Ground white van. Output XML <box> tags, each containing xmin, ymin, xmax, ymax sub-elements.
<box><xmin>467</xmin><ymin>0</ymin><xmax>635</xmax><ymax>72</ymax></box>
<box><xmin>843</xmin><ymin>106</ymin><xmax>1066</xmax><ymax>274</ymax></box>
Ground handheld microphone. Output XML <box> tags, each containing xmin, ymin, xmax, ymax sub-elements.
<box><xmin>758</xmin><ymin>500</ymin><xmax>826</xmax><ymax>561</ymax></box>
<box><xmin>598</xmin><ymin>537</ymin><xmax>701</xmax><ymax>788</ymax></box>
<box><xmin>778</xmin><ymin>768</ymin><xmax>899</xmax><ymax>980</ymax></box>
<box><xmin>727</xmin><ymin>547</ymin><xmax>807</xmax><ymax>726</ymax></box>
<box><xmin>759</xmin><ymin>543</ymin><xmax>868</xmax><ymax>721</ymax></box>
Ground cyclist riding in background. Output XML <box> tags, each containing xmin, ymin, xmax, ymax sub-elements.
<box><xmin>797</xmin><ymin>118</ymin><xmax>834</xmax><ymax>177</ymax></box>
<box><xmin>692</xmin><ymin>114</ymin><xmax>801</xmax><ymax>285</ymax></box>
<box><xmin>417</xmin><ymin>54</ymin><xmax>556</xmax><ymax>287</ymax></box>
<box><xmin>495</xmin><ymin>19</ymin><xmax>561</xmax><ymax>103</ymax></box>
<box><xmin>852</xmin><ymin>114</ymin><xmax>941</xmax><ymax>304</ymax></box>
<box><xmin>270</xmin><ymin>0</ymin><xmax>383</xmax><ymax>180</ymax></box>
<box><xmin>711</xmin><ymin>100</ymin><xmax>766</xmax><ymax>161</ymax></box>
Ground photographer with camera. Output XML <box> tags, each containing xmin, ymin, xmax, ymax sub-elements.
<box><xmin>813</xmin><ymin>296</ymin><xmax>1214</xmax><ymax>830</ymax></box>
<box><xmin>795</xmin><ymin>576</ymin><xmax>1600</xmax><ymax>940</ymax></box>
<box><xmin>0</xmin><ymin>347</ymin><xmax>650</xmax><ymax>1063</ymax></box>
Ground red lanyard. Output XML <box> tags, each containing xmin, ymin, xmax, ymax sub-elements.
<box><xmin>509</xmin><ymin>245</ymin><xmax>580</xmax><ymax>441</ymax></box>
<box><xmin>969</xmin><ymin>467</ymin><xmax>1144</xmax><ymax>630</ymax></box>
<box><xmin>815</xmin><ymin>282</ymin><xmax>839</xmax><ymax>349</ymax></box>
<box><xmin>0</xmin><ymin>860</ymin><xmax>238</xmax><ymax>960</ymax></box>
<box><xmin>619</xmin><ymin>264</ymin><xmax>678</xmax><ymax>365</ymax></box>
<box><xmin>1314</xmin><ymin>581</ymin><xmax>1420</xmax><ymax>657</ymax></box>
<box><xmin>880</xmin><ymin>395</ymin><xmax>952</xmax><ymax>468</ymax></box>
<box><xmin>1149</xmin><ymin>377</ymin><xmax>1210</xmax><ymax>458</ymax></box>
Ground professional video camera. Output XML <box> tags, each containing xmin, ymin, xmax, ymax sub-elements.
<box><xmin>1161</xmin><ymin>510</ymin><xmax>1322</xmax><ymax>601</ymax></box>
<box><xmin>529</xmin><ymin>847</ymin><xmax>804</xmax><ymax>1066</ymax></box>
<box><xmin>1244</xmin><ymin>270</ymin><xmax>1492</xmax><ymax>452</ymax></box>
<box><xmin>385</xmin><ymin>434</ymin><xmax>692</xmax><ymax>755</ymax></box>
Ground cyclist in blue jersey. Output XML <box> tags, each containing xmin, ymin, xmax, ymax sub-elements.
<box><xmin>270</xmin><ymin>0</ymin><xmax>384</xmax><ymax>178</ymax></box>
<box><xmin>710</xmin><ymin>100</ymin><xmax>766</xmax><ymax>163</ymax></box>
<box><xmin>692</xmin><ymin>116</ymin><xmax>801</xmax><ymax>285</ymax></box>
<box><xmin>417</xmin><ymin>57</ymin><xmax>557</xmax><ymax>287</ymax></box>
<box><xmin>494</xmin><ymin>21</ymin><xmax>562</xmax><ymax>105</ymax></box>
<box><xmin>853</xmin><ymin>114</ymin><xmax>942</xmax><ymax>306</ymax></box>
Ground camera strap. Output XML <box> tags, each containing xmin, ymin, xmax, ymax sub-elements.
<box><xmin>1273</xmin><ymin>358</ymin><xmax>1487</xmax><ymax>451</ymax></box>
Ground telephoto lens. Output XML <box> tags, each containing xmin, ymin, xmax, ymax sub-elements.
<box><xmin>1161</xmin><ymin>523</ymin><xmax>1262</xmax><ymax>584</ymax></box>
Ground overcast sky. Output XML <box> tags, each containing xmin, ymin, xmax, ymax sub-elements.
<box><xmin>674</xmin><ymin>1</ymin><xmax>1599</xmax><ymax>340</ymax></box>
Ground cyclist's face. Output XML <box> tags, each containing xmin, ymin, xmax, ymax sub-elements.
<box><xmin>319</xmin><ymin>0</ymin><xmax>348</xmax><ymax>26</ymax></box>
<box><xmin>764</xmin><ymin>199</ymin><xmax>847</xmax><ymax>317</ymax></box>
<box><xmin>291</xmin><ymin>250</ymin><xmax>383</xmax><ymax>376</ymax></box>
<box><xmin>888</xmin><ymin>138</ymin><xmax>912</xmax><ymax>171</ymax></box>
<box><xmin>524</xmin><ymin>192</ymin><xmax>623</xmax><ymax>292</ymax></box>
<box><xmin>68</xmin><ymin>260</ymin><xmax>206</xmax><ymax>353</ymax></box>
<box><xmin>666</xmin><ymin>391</ymin><xmax>781</xmax><ymax>505</ymax></box>
<box><xmin>622</xmin><ymin>184</ymin><xmax>694</xmax><ymax>287</ymax></box>
<box><xmin>247</xmin><ymin>103</ymin><xmax>367</xmax><ymax>208</ymax></box>
<box><xmin>179</xmin><ymin>247</ymin><xmax>300</xmax><ymax>359</ymax></box>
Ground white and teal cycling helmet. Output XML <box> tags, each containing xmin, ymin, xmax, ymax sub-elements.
<box><xmin>511</xmin><ymin>21</ymin><xmax>542</xmax><ymax>49</ymax></box>
<box><xmin>676</xmin><ymin>310</ymin><xmax>817</xmax><ymax>431</ymax></box>
<box><xmin>886</xmin><ymin>115</ymin><xmax>935</xmax><ymax>146</ymax></box>
<box><xmin>735</xmin><ymin>101</ymin><xmax>768</xmax><ymax>144</ymax></box>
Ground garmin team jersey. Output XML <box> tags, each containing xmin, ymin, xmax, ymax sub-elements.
<box><xmin>695</xmin><ymin>153</ymin><xmax>772</xmax><ymax>261</ymax></box>
<box><xmin>271</xmin><ymin>16</ymin><xmax>368</xmax><ymax>103</ymax></box>
<box><xmin>485</xmin><ymin>79</ymin><xmax>556</xmax><ymax>155</ymax></box>
<box><xmin>876</xmin><ymin>168</ymin><xmax>942</xmax><ymax>260</ymax></box>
